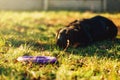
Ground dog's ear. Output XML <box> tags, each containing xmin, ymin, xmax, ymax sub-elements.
<box><xmin>66</xmin><ymin>20</ymin><xmax>78</xmax><ymax>27</ymax></box>
<box><xmin>70</xmin><ymin>20</ymin><xmax>78</xmax><ymax>25</ymax></box>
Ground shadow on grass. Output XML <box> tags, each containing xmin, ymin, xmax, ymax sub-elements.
<box><xmin>66</xmin><ymin>38</ymin><xmax>120</xmax><ymax>60</ymax></box>
<box><xmin>7</xmin><ymin>38</ymin><xmax>52</xmax><ymax>51</ymax></box>
<box><xmin>7</xmin><ymin>37</ymin><xmax>120</xmax><ymax>60</ymax></box>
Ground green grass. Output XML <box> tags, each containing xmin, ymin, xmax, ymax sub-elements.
<box><xmin>0</xmin><ymin>11</ymin><xmax>120</xmax><ymax>80</ymax></box>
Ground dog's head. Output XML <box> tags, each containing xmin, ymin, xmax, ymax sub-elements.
<box><xmin>56</xmin><ymin>24</ymin><xmax>81</xmax><ymax>49</ymax></box>
<box><xmin>56</xmin><ymin>28</ymin><xmax>68</xmax><ymax>49</ymax></box>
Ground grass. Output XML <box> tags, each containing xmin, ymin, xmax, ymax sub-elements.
<box><xmin>0</xmin><ymin>11</ymin><xmax>120</xmax><ymax>80</ymax></box>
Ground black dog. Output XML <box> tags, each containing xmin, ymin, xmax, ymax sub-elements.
<box><xmin>56</xmin><ymin>16</ymin><xmax>118</xmax><ymax>50</ymax></box>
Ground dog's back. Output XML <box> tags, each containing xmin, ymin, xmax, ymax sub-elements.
<box><xmin>79</xmin><ymin>16</ymin><xmax>118</xmax><ymax>41</ymax></box>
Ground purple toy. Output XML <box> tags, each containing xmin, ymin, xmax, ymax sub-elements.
<box><xmin>17</xmin><ymin>56</ymin><xmax>57</xmax><ymax>64</ymax></box>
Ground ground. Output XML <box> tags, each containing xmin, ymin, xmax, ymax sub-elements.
<box><xmin>0</xmin><ymin>11</ymin><xmax>120</xmax><ymax>80</ymax></box>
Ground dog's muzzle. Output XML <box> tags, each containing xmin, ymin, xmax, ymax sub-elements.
<box><xmin>56</xmin><ymin>37</ymin><xmax>67</xmax><ymax>49</ymax></box>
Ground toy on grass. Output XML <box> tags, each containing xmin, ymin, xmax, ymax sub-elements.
<box><xmin>17</xmin><ymin>56</ymin><xmax>57</xmax><ymax>64</ymax></box>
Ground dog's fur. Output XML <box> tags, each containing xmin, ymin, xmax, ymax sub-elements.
<box><xmin>56</xmin><ymin>16</ymin><xmax>118</xmax><ymax>49</ymax></box>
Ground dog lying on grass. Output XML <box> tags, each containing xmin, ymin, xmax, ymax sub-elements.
<box><xmin>56</xmin><ymin>16</ymin><xmax>118</xmax><ymax>50</ymax></box>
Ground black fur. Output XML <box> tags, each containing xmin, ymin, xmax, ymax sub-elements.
<box><xmin>56</xmin><ymin>16</ymin><xmax>118</xmax><ymax>49</ymax></box>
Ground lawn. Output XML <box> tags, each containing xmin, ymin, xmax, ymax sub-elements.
<box><xmin>0</xmin><ymin>11</ymin><xmax>120</xmax><ymax>80</ymax></box>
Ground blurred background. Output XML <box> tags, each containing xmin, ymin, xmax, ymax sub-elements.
<box><xmin>0</xmin><ymin>0</ymin><xmax>120</xmax><ymax>12</ymax></box>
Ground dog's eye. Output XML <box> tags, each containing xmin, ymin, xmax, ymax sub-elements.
<box><xmin>74</xmin><ymin>29</ymin><xmax>79</xmax><ymax>31</ymax></box>
<box><xmin>63</xmin><ymin>30</ymin><xmax>67</xmax><ymax>33</ymax></box>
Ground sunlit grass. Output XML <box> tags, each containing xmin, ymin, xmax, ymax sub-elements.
<box><xmin>0</xmin><ymin>11</ymin><xmax>120</xmax><ymax>80</ymax></box>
